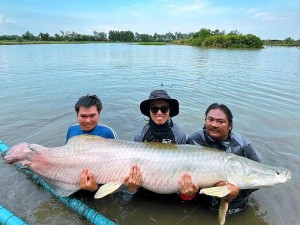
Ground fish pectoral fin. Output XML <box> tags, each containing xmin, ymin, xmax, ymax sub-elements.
<box><xmin>219</xmin><ymin>199</ymin><xmax>228</xmax><ymax>225</ymax></box>
<box><xmin>199</xmin><ymin>186</ymin><xmax>230</xmax><ymax>198</ymax></box>
<box><xmin>94</xmin><ymin>182</ymin><xmax>122</xmax><ymax>199</ymax></box>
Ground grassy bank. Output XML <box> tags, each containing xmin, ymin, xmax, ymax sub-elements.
<box><xmin>0</xmin><ymin>40</ymin><xmax>103</xmax><ymax>45</ymax></box>
<box><xmin>264</xmin><ymin>43</ymin><xmax>300</xmax><ymax>47</ymax></box>
<box><xmin>0</xmin><ymin>40</ymin><xmax>168</xmax><ymax>45</ymax></box>
<box><xmin>1</xmin><ymin>40</ymin><xmax>299</xmax><ymax>47</ymax></box>
<box><xmin>137</xmin><ymin>42</ymin><xmax>167</xmax><ymax>45</ymax></box>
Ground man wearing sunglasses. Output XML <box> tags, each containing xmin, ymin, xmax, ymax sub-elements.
<box><xmin>128</xmin><ymin>90</ymin><xmax>187</xmax><ymax>197</ymax></box>
<box><xmin>133</xmin><ymin>89</ymin><xmax>186</xmax><ymax>144</ymax></box>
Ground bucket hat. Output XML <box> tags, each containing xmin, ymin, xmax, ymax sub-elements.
<box><xmin>140</xmin><ymin>90</ymin><xmax>179</xmax><ymax>117</ymax></box>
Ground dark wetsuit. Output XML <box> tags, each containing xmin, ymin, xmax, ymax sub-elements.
<box><xmin>133</xmin><ymin>119</ymin><xmax>186</xmax><ymax>144</ymax></box>
<box><xmin>186</xmin><ymin>129</ymin><xmax>262</xmax><ymax>214</ymax></box>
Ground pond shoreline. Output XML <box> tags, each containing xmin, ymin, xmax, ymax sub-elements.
<box><xmin>1</xmin><ymin>40</ymin><xmax>299</xmax><ymax>48</ymax></box>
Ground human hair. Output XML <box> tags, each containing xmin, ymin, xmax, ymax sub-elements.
<box><xmin>204</xmin><ymin>103</ymin><xmax>233</xmax><ymax>130</ymax></box>
<box><xmin>74</xmin><ymin>95</ymin><xmax>102</xmax><ymax>114</ymax></box>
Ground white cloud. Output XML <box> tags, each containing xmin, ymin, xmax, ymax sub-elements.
<box><xmin>120</xmin><ymin>3</ymin><xmax>141</xmax><ymax>10</ymax></box>
<box><xmin>248</xmin><ymin>9</ymin><xmax>287</xmax><ymax>21</ymax></box>
<box><xmin>248</xmin><ymin>8</ymin><xmax>256</xmax><ymax>14</ymax></box>
<box><xmin>253</xmin><ymin>12</ymin><xmax>270</xmax><ymax>18</ymax></box>
<box><xmin>0</xmin><ymin>14</ymin><xmax>4</xmax><ymax>23</ymax></box>
<box><xmin>168</xmin><ymin>1</ymin><xmax>206</xmax><ymax>14</ymax></box>
<box><xmin>0</xmin><ymin>14</ymin><xmax>16</xmax><ymax>24</ymax></box>
<box><xmin>85</xmin><ymin>25</ymin><xmax>117</xmax><ymax>34</ymax></box>
<box><xmin>119</xmin><ymin>4</ymin><xmax>144</xmax><ymax>18</ymax></box>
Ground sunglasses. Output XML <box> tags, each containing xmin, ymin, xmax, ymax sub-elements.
<box><xmin>150</xmin><ymin>106</ymin><xmax>169</xmax><ymax>114</ymax></box>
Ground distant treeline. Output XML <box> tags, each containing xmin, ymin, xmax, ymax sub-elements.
<box><xmin>0</xmin><ymin>28</ymin><xmax>299</xmax><ymax>48</ymax></box>
<box><xmin>263</xmin><ymin>37</ymin><xmax>300</xmax><ymax>47</ymax></box>
<box><xmin>0</xmin><ymin>30</ymin><xmax>194</xmax><ymax>43</ymax></box>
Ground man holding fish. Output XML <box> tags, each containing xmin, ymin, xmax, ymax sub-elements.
<box><xmin>66</xmin><ymin>94</ymin><xmax>141</xmax><ymax>193</ymax></box>
<box><xmin>68</xmin><ymin>93</ymin><xmax>261</xmax><ymax>215</ymax></box>
<box><xmin>4</xmin><ymin>93</ymin><xmax>290</xmax><ymax>225</ymax></box>
<box><xmin>183</xmin><ymin>103</ymin><xmax>262</xmax><ymax>215</ymax></box>
<box><xmin>70</xmin><ymin>91</ymin><xmax>189</xmax><ymax>195</ymax></box>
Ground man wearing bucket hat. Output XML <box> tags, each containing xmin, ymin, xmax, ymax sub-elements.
<box><xmin>126</xmin><ymin>90</ymin><xmax>188</xmax><ymax>197</ymax></box>
<box><xmin>133</xmin><ymin>89</ymin><xmax>186</xmax><ymax>143</ymax></box>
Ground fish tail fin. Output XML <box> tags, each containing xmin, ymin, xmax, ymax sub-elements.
<box><xmin>218</xmin><ymin>199</ymin><xmax>228</xmax><ymax>225</ymax></box>
<box><xmin>4</xmin><ymin>142</ymin><xmax>32</xmax><ymax>164</ymax></box>
<box><xmin>4</xmin><ymin>142</ymin><xmax>48</xmax><ymax>165</ymax></box>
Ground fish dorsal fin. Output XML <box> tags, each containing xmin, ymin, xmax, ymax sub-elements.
<box><xmin>199</xmin><ymin>186</ymin><xmax>230</xmax><ymax>198</ymax></box>
<box><xmin>67</xmin><ymin>135</ymin><xmax>103</xmax><ymax>146</ymax></box>
<box><xmin>94</xmin><ymin>182</ymin><xmax>122</xmax><ymax>199</ymax></box>
<box><xmin>28</xmin><ymin>144</ymin><xmax>46</xmax><ymax>152</ymax></box>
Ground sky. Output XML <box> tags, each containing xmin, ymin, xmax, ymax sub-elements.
<box><xmin>0</xmin><ymin>0</ymin><xmax>299</xmax><ymax>40</ymax></box>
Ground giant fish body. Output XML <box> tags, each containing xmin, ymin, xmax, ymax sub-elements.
<box><xmin>4</xmin><ymin>135</ymin><xmax>290</xmax><ymax>197</ymax></box>
<box><xmin>4</xmin><ymin>135</ymin><xmax>291</xmax><ymax>225</ymax></box>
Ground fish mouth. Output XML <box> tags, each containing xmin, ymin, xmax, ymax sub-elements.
<box><xmin>276</xmin><ymin>168</ymin><xmax>291</xmax><ymax>183</ymax></box>
<box><xmin>283</xmin><ymin>169</ymin><xmax>291</xmax><ymax>181</ymax></box>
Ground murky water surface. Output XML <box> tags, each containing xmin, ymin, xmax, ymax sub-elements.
<box><xmin>0</xmin><ymin>44</ymin><xmax>299</xmax><ymax>225</ymax></box>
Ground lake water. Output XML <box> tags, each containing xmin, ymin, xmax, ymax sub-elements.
<box><xmin>0</xmin><ymin>43</ymin><xmax>299</xmax><ymax>225</ymax></box>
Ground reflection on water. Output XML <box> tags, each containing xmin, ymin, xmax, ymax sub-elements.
<box><xmin>71</xmin><ymin>191</ymin><xmax>269</xmax><ymax>225</ymax></box>
<box><xmin>27</xmin><ymin>198</ymin><xmax>88</xmax><ymax>225</ymax></box>
<box><xmin>0</xmin><ymin>44</ymin><xmax>299</xmax><ymax>225</ymax></box>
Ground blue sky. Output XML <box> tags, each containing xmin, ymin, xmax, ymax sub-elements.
<box><xmin>1</xmin><ymin>0</ymin><xmax>299</xmax><ymax>40</ymax></box>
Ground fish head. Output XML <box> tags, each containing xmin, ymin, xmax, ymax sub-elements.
<box><xmin>225</xmin><ymin>156</ymin><xmax>291</xmax><ymax>189</ymax></box>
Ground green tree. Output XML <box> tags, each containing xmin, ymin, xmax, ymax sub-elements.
<box><xmin>22</xmin><ymin>31</ymin><xmax>35</xmax><ymax>41</ymax></box>
<box><xmin>54</xmin><ymin>33</ymin><xmax>63</xmax><ymax>41</ymax></box>
<box><xmin>164</xmin><ymin>32</ymin><xmax>176</xmax><ymax>42</ymax></box>
<box><xmin>108</xmin><ymin>30</ymin><xmax>134</xmax><ymax>42</ymax></box>
<box><xmin>39</xmin><ymin>32</ymin><xmax>50</xmax><ymax>41</ymax></box>
<box><xmin>108</xmin><ymin>30</ymin><xmax>119</xmax><ymax>41</ymax></box>
<box><xmin>189</xmin><ymin>28</ymin><xmax>212</xmax><ymax>46</ymax></box>
<box><xmin>228</xmin><ymin>30</ymin><xmax>241</xmax><ymax>35</ymax></box>
<box><xmin>212</xmin><ymin>29</ymin><xmax>225</xmax><ymax>36</ymax></box>
<box><xmin>202</xmin><ymin>33</ymin><xmax>263</xmax><ymax>48</ymax></box>
<box><xmin>139</xmin><ymin>33</ymin><xmax>153</xmax><ymax>42</ymax></box>
<box><xmin>284</xmin><ymin>37</ymin><xmax>294</xmax><ymax>43</ymax></box>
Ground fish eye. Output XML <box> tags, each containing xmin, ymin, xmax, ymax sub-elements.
<box><xmin>276</xmin><ymin>170</ymin><xmax>280</xmax><ymax>175</ymax></box>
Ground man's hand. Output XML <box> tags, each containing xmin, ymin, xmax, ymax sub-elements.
<box><xmin>178</xmin><ymin>172</ymin><xmax>199</xmax><ymax>197</ymax></box>
<box><xmin>123</xmin><ymin>164</ymin><xmax>142</xmax><ymax>193</ymax></box>
<box><xmin>80</xmin><ymin>168</ymin><xmax>98</xmax><ymax>192</ymax></box>
<box><xmin>214</xmin><ymin>181</ymin><xmax>240</xmax><ymax>203</ymax></box>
